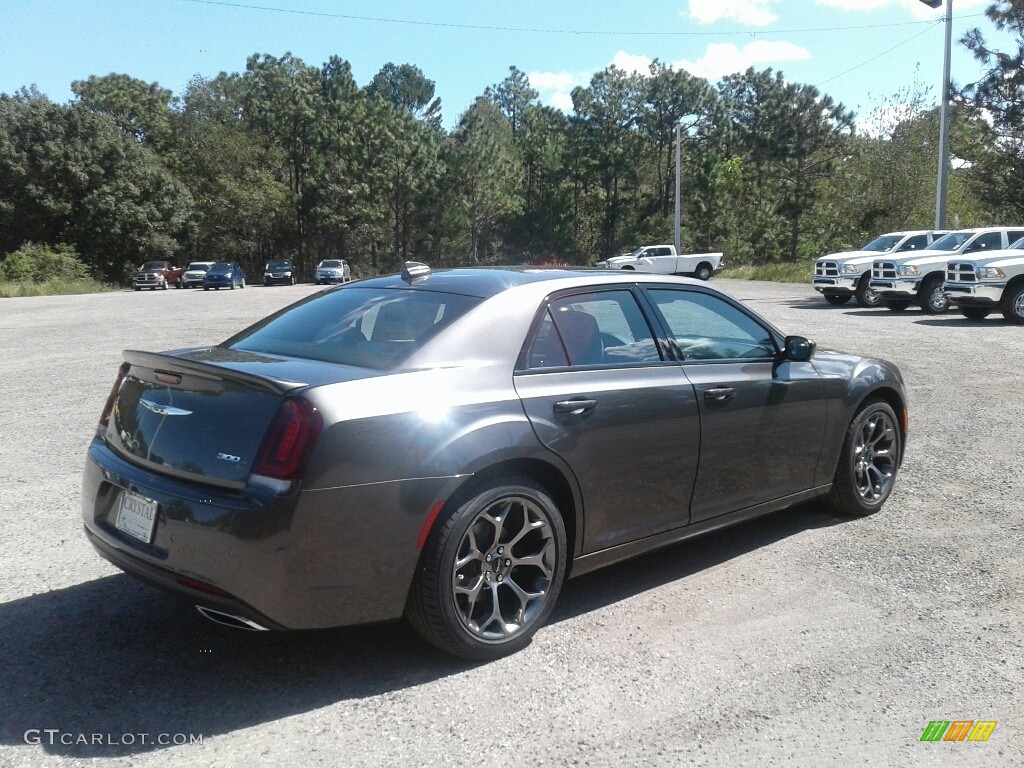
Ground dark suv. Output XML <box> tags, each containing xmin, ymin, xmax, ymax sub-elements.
<box><xmin>263</xmin><ymin>260</ymin><xmax>299</xmax><ymax>286</ymax></box>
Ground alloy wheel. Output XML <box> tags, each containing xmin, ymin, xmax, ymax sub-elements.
<box><xmin>450</xmin><ymin>494</ymin><xmax>556</xmax><ymax>643</ymax></box>
<box><xmin>852</xmin><ymin>409</ymin><xmax>898</xmax><ymax>504</ymax></box>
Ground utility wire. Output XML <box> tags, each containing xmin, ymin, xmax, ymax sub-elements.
<box><xmin>815</xmin><ymin>20</ymin><xmax>944</xmax><ymax>88</ymax></box>
<box><xmin>176</xmin><ymin>0</ymin><xmax>983</xmax><ymax>37</ymax></box>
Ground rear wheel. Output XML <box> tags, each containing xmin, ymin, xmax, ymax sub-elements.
<box><xmin>919</xmin><ymin>277</ymin><xmax>949</xmax><ymax>314</ymax></box>
<box><xmin>883</xmin><ymin>299</ymin><xmax>911</xmax><ymax>312</ymax></box>
<box><xmin>960</xmin><ymin>306</ymin><xmax>992</xmax><ymax>321</ymax></box>
<box><xmin>825</xmin><ymin>399</ymin><xmax>902</xmax><ymax>517</ymax></box>
<box><xmin>824</xmin><ymin>294</ymin><xmax>851</xmax><ymax>306</ymax></box>
<box><xmin>854</xmin><ymin>275</ymin><xmax>881</xmax><ymax>308</ymax></box>
<box><xmin>1001</xmin><ymin>284</ymin><xmax>1024</xmax><ymax>324</ymax></box>
<box><xmin>694</xmin><ymin>262</ymin><xmax>713</xmax><ymax>281</ymax></box>
<box><xmin>406</xmin><ymin>475</ymin><xmax>567</xmax><ymax>660</ymax></box>
<box><xmin>161</xmin><ymin>280</ymin><xmax>168</xmax><ymax>291</ymax></box>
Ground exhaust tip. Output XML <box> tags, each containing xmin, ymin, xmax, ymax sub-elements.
<box><xmin>195</xmin><ymin>605</ymin><xmax>269</xmax><ymax>631</ymax></box>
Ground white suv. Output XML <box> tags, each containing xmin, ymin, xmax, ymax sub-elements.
<box><xmin>813</xmin><ymin>230</ymin><xmax>943</xmax><ymax>308</ymax></box>
<box><xmin>870</xmin><ymin>226</ymin><xmax>1024</xmax><ymax>313</ymax></box>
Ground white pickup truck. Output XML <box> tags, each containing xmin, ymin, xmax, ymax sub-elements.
<box><xmin>870</xmin><ymin>226</ymin><xmax>1024</xmax><ymax>313</ymax></box>
<box><xmin>812</xmin><ymin>230</ymin><xmax>943</xmax><ymax>308</ymax></box>
<box><xmin>943</xmin><ymin>240</ymin><xmax>1024</xmax><ymax>323</ymax></box>
<box><xmin>598</xmin><ymin>245</ymin><xmax>724</xmax><ymax>281</ymax></box>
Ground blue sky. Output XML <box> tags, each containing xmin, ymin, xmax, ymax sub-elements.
<box><xmin>0</xmin><ymin>0</ymin><xmax>1002</xmax><ymax>128</ymax></box>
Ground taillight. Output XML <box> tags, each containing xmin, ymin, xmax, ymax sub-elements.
<box><xmin>253</xmin><ymin>398</ymin><xmax>322</xmax><ymax>479</ymax></box>
<box><xmin>98</xmin><ymin>362</ymin><xmax>131</xmax><ymax>429</ymax></box>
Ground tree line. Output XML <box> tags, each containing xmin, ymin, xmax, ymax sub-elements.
<box><xmin>3</xmin><ymin>5</ymin><xmax>1024</xmax><ymax>284</ymax></box>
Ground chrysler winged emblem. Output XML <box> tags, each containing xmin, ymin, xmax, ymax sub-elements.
<box><xmin>140</xmin><ymin>398</ymin><xmax>193</xmax><ymax>417</ymax></box>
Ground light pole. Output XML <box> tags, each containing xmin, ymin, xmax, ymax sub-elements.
<box><xmin>921</xmin><ymin>0</ymin><xmax>952</xmax><ymax>229</ymax></box>
<box><xmin>674</xmin><ymin>121</ymin><xmax>681</xmax><ymax>254</ymax></box>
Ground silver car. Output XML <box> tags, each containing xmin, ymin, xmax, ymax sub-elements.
<box><xmin>82</xmin><ymin>264</ymin><xmax>907</xmax><ymax>660</ymax></box>
<box><xmin>315</xmin><ymin>258</ymin><xmax>351</xmax><ymax>284</ymax></box>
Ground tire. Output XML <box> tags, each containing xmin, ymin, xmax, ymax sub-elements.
<box><xmin>919</xmin><ymin>277</ymin><xmax>949</xmax><ymax>314</ymax></box>
<box><xmin>204</xmin><ymin>286</ymin><xmax>209</xmax><ymax>291</ymax></box>
<box><xmin>290</xmin><ymin>276</ymin><xmax>296</xmax><ymax>286</ymax></box>
<box><xmin>824</xmin><ymin>294</ymin><xmax>852</xmax><ymax>306</ymax></box>
<box><xmin>1001</xmin><ymin>283</ymin><xmax>1024</xmax><ymax>324</ymax></box>
<box><xmin>883</xmin><ymin>299</ymin><xmax>911</xmax><ymax>312</ymax></box>
<box><xmin>175</xmin><ymin>280</ymin><xmax>182</xmax><ymax>289</ymax></box>
<box><xmin>161</xmin><ymin>280</ymin><xmax>168</xmax><ymax>291</ymax></box>
<box><xmin>134</xmin><ymin>287</ymin><xmax>141</xmax><ymax>292</ymax></box>
<box><xmin>825</xmin><ymin>398</ymin><xmax>902</xmax><ymax>517</ymax></box>
<box><xmin>264</xmin><ymin>280</ymin><xmax>271</xmax><ymax>287</ymax></box>
<box><xmin>854</xmin><ymin>275</ymin><xmax>881</xmax><ymax>308</ymax></box>
<box><xmin>694</xmin><ymin>262</ymin><xmax>713</xmax><ymax>281</ymax></box>
<box><xmin>240</xmin><ymin>278</ymin><xmax>245</xmax><ymax>289</ymax></box>
<box><xmin>406</xmin><ymin>474</ymin><xmax>568</xmax><ymax>661</ymax></box>
<box><xmin>959</xmin><ymin>306</ymin><xmax>991</xmax><ymax>321</ymax></box>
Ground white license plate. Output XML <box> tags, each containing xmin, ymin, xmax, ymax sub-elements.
<box><xmin>116</xmin><ymin>490</ymin><xmax>159</xmax><ymax>543</ymax></box>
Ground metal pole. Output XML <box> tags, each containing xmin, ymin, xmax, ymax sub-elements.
<box><xmin>674</xmin><ymin>122</ymin><xmax>681</xmax><ymax>254</ymax></box>
<box><xmin>935</xmin><ymin>0</ymin><xmax>953</xmax><ymax>229</ymax></box>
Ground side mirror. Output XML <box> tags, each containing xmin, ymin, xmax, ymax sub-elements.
<box><xmin>783</xmin><ymin>335</ymin><xmax>815</xmax><ymax>362</ymax></box>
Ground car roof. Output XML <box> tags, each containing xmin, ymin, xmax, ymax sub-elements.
<box><xmin>351</xmin><ymin>266</ymin><xmax>706</xmax><ymax>299</ymax></box>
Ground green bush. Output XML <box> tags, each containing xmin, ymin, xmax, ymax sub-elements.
<box><xmin>0</xmin><ymin>242</ymin><xmax>91</xmax><ymax>283</ymax></box>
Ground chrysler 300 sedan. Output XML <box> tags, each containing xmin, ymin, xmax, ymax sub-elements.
<box><xmin>82</xmin><ymin>265</ymin><xmax>907</xmax><ymax>660</ymax></box>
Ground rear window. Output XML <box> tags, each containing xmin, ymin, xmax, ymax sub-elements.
<box><xmin>228</xmin><ymin>287</ymin><xmax>481</xmax><ymax>369</ymax></box>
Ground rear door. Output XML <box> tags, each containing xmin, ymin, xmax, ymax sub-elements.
<box><xmin>641</xmin><ymin>286</ymin><xmax>827</xmax><ymax>523</ymax></box>
<box><xmin>514</xmin><ymin>287</ymin><xmax>701</xmax><ymax>552</ymax></box>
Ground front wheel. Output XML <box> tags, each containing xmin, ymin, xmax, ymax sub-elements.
<box><xmin>240</xmin><ymin>278</ymin><xmax>245</xmax><ymax>289</ymax></box>
<box><xmin>824</xmin><ymin>294</ymin><xmax>851</xmax><ymax>306</ymax></box>
<box><xmin>825</xmin><ymin>399</ymin><xmax>902</xmax><ymax>517</ymax></box>
<box><xmin>960</xmin><ymin>306</ymin><xmax>992</xmax><ymax>321</ymax></box>
<box><xmin>854</xmin><ymin>276</ymin><xmax>881</xmax><ymax>308</ymax></box>
<box><xmin>919</xmin><ymin>278</ymin><xmax>949</xmax><ymax>314</ymax></box>
<box><xmin>406</xmin><ymin>475</ymin><xmax>568</xmax><ymax>661</ymax></box>
<box><xmin>1001</xmin><ymin>283</ymin><xmax>1024</xmax><ymax>324</ymax></box>
<box><xmin>694</xmin><ymin>262</ymin><xmax>713</xmax><ymax>281</ymax></box>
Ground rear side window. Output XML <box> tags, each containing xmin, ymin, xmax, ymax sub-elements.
<box><xmin>229</xmin><ymin>287</ymin><xmax>480</xmax><ymax>369</ymax></box>
<box><xmin>524</xmin><ymin>290</ymin><xmax>662</xmax><ymax>369</ymax></box>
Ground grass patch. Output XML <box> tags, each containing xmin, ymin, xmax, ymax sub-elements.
<box><xmin>721</xmin><ymin>262</ymin><xmax>814</xmax><ymax>283</ymax></box>
<box><xmin>0</xmin><ymin>278</ymin><xmax>115</xmax><ymax>298</ymax></box>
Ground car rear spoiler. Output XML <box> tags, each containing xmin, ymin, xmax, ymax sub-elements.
<box><xmin>122</xmin><ymin>350</ymin><xmax>307</xmax><ymax>395</ymax></box>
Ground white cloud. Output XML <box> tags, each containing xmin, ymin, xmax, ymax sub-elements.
<box><xmin>688</xmin><ymin>0</ymin><xmax>778</xmax><ymax>26</ymax></box>
<box><xmin>610</xmin><ymin>51</ymin><xmax>654</xmax><ymax>75</ymax></box>
<box><xmin>677</xmin><ymin>41</ymin><xmax>812</xmax><ymax>80</ymax></box>
<box><xmin>528</xmin><ymin>71</ymin><xmax>577</xmax><ymax>91</ymax></box>
<box><xmin>551</xmin><ymin>91</ymin><xmax>575</xmax><ymax>111</ymax></box>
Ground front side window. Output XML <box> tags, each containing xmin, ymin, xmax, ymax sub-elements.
<box><xmin>524</xmin><ymin>290</ymin><xmax>661</xmax><ymax>369</ymax></box>
<box><xmin>646</xmin><ymin>289</ymin><xmax>776</xmax><ymax>361</ymax></box>
<box><xmin>964</xmin><ymin>232</ymin><xmax>1002</xmax><ymax>253</ymax></box>
<box><xmin>896</xmin><ymin>235</ymin><xmax>928</xmax><ymax>252</ymax></box>
<box><xmin>862</xmin><ymin>235</ymin><xmax>901</xmax><ymax>252</ymax></box>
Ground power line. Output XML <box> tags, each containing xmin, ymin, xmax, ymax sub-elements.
<box><xmin>175</xmin><ymin>0</ymin><xmax>984</xmax><ymax>38</ymax></box>
<box><xmin>815</xmin><ymin>19</ymin><xmax>944</xmax><ymax>88</ymax></box>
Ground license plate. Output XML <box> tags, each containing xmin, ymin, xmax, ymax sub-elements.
<box><xmin>116</xmin><ymin>490</ymin><xmax>159</xmax><ymax>544</ymax></box>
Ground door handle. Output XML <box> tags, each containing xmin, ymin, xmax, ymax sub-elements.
<box><xmin>553</xmin><ymin>398</ymin><xmax>598</xmax><ymax>414</ymax></box>
<box><xmin>703</xmin><ymin>387</ymin><xmax>736</xmax><ymax>402</ymax></box>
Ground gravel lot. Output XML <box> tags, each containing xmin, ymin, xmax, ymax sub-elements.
<box><xmin>0</xmin><ymin>279</ymin><xmax>1021</xmax><ymax>768</ymax></box>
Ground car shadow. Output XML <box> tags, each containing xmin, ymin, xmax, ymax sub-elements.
<box><xmin>0</xmin><ymin>502</ymin><xmax>845</xmax><ymax>756</ymax></box>
<box><xmin>553</xmin><ymin>501</ymin><xmax>843</xmax><ymax>622</ymax></box>
<box><xmin>914</xmin><ymin>317</ymin><xmax>1008</xmax><ymax>327</ymax></box>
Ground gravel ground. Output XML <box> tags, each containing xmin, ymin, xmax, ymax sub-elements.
<box><xmin>0</xmin><ymin>279</ymin><xmax>1021</xmax><ymax>768</ymax></box>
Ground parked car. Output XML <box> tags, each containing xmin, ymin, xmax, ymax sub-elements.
<box><xmin>202</xmin><ymin>262</ymin><xmax>246</xmax><ymax>290</ymax></box>
<box><xmin>812</xmin><ymin>230</ymin><xmax>945</xmax><ymax>308</ymax></box>
<box><xmin>133</xmin><ymin>261</ymin><xmax>184</xmax><ymax>291</ymax></box>
<box><xmin>944</xmin><ymin>235</ymin><xmax>1024</xmax><ymax>322</ymax></box>
<box><xmin>315</xmin><ymin>259</ymin><xmax>351</xmax><ymax>284</ymax></box>
<box><xmin>181</xmin><ymin>261</ymin><xmax>215</xmax><ymax>288</ymax></box>
<box><xmin>871</xmin><ymin>226</ymin><xmax>1024</xmax><ymax>313</ymax></box>
<box><xmin>597</xmin><ymin>245</ymin><xmax>723</xmax><ymax>280</ymax></box>
<box><xmin>263</xmin><ymin>259</ymin><xmax>299</xmax><ymax>286</ymax></box>
<box><xmin>82</xmin><ymin>264</ymin><xmax>906</xmax><ymax>660</ymax></box>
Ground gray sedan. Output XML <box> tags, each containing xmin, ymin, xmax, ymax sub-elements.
<box><xmin>82</xmin><ymin>265</ymin><xmax>907</xmax><ymax>660</ymax></box>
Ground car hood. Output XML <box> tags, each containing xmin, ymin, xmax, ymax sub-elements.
<box><xmin>819</xmin><ymin>250</ymin><xmax>886</xmax><ymax>266</ymax></box>
<box><xmin>958</xmin><ymin>248</ymin><xmax>1024</xmax><ymax>268</ymax></box>
<box><xmin>603</xmin><ymin>255</ymin><xmax>639</xmax><ymax>266</ymax></box>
